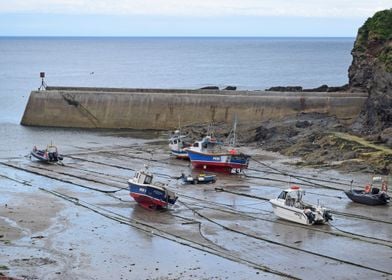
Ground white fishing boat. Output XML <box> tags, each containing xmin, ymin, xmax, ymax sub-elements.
<box><xmin>168</xmin><ymin>130</ymin><xmax>190</xmax><ymax>159</ymax></box>
<box><xmin>270</xmin><ymin>186</ymin><xmax>332</xmax><ymax>225</ymax></box>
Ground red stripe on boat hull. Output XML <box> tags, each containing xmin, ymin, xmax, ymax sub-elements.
<box><xmin>191</xmin><ymin>161</ymin><xmax>247</xmax><ymax>173</ymax></box>
<box><xmin>130</xmin><ymin>193</ymin><xmax>168</xmax><ymax>209</ymax></box>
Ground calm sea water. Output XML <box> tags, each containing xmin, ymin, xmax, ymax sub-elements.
<box><xmin>0</xmin><ymin>37</ymin><xmax>354</xmax><ymax>125</ymax></box>
<box><xmin>0</xmin><ymin>37</ymin><xmax>354</xmax><ymax>156</ymax></box>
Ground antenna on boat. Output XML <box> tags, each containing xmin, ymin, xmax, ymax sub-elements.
<box><xmin>38</xmin><ymin>72</ymin><xmax>47</xmax><ymax>91</ymax></box>
<box><xmin>350</xmin><ymin>179</ymin><xmax>353</xmax><ymax>191</ymax></box>
<box><xmin>227</xmin><ymin>114</ymin><xmax>238</xmax><ymax>147</ymax></box>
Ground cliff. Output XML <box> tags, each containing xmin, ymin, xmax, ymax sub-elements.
<box><xmin>349</xmin><ymin>9</ymin><xmax>392</xmax><ymax>140</ymax></box>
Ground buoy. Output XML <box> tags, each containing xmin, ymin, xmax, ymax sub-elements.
<box><xmin>291</xmin><ymin>185</ymin><xmax>300</xmax><ymax>190</ymax></box>
<box><xmin>381</xmin><ymin>182</ymin><xmax>388</xmax><ymax>192</ymax></box>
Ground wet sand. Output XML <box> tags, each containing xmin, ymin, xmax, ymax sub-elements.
<box><xmin>0</xmin><ymin>129</ymin><xmax>391</xmax><ymax>279</ymax></box>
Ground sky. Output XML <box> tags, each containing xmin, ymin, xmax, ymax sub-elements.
<box><xmin>0</xmin><ymin>1</ymin><xmax>391</xmax><ymax>37</ymax></box>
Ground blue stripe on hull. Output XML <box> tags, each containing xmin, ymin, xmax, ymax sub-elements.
<box><xmin>171</xmin><ymin>150</ymin><xmax>189</xmax><ymax>158</ymax></box>
<box><xmin>128</xmin><ymin>182</ymin><xmax>176</xmax><ymax>205</ymax></box>
<box><xmin>187</xmin><ymin>150</ymin><xmax>249</xmax><ymax>165</ymax></box>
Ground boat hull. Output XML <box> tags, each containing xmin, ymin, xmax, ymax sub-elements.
<box><xmin>170</xmin><ymin>149</ymin><xmax>189</xmax><ymax>159</ymax></box>
<box><xmin>187</xmin><ymin>150</ymin><xmax>249</xmax><ymax>173</ymax></box>
<box><xmin>270</xmin><ymin>199</ymin><xmax>310</xmax><ymax>225</ymax></box>
<box><xmin>182</xmin><ymin>174</ymin><xmax>216</xmax><ymax>184</ymax></box>
<box><xmin>344</xmin><ymin>190</ymin><xmax>390</xmax><ymax>205</ymax></box>
<box><xmin>31</xmin><ymin>150</ymin><xmax>62</xmax><ymax>162</ymax></box>
<box><xmin>128</xmin><ymin>181</ymin><xmax>177</xmax><ymax>209</ymax></box>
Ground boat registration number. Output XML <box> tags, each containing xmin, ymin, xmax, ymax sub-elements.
<box><xmin>213</xmin><ymin>156</ymin><xmax>220</xmax><ymax>161</ymax></box>
<box><xmin>231</xmin><ymin>168</ymin><xmax>242</xmax><ymax>174</ymax></box>
<box><xmin>139</xmin><ymin>187</ymin><xmax>146</xmax><ymax>193</ymax></box>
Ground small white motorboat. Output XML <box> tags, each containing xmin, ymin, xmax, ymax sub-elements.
<box><xmin>168</xmin><ymin>130</ymin><xmax>191</xmax><ymax>159</ymax></box>
<box><xmin>269</xmin><ymin>186</ymin><xmax>332</xmax><ymax>225</ymax></box>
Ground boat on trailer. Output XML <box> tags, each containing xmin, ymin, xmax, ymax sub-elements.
<box><xmin>270</xmin><ymin>186</ymin><xmax>333</xmax><ymax>225</ymax></box>
<box><xmin>186</xmin><ymin>136</ymin><xmax>250</xmax><ymax>174</ymax></box>
<box><xmin>168</xmin><ymin>130</ymin><xmax>191</xmax><ymax>159</ymax></box>
<box><xmin>181</xmin><ymin>172</ymin><xmax>217</xmax><ymax>184</ymax></box>
<box><xmin>30</xmin><ymin>144</ymin><xmax>63</xmax><ymax>163</ymax></box>
<box><xmin>344</xmin><ymin>176</ymin><xmax>390</xmax><ymax>205</ymax></box>
<box><xmin>128</xmin><ymin>165</ymin><xmax>178</xmax><ymax>210</ymax></box>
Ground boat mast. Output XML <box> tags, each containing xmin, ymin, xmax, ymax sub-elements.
<box><xmin>227</xmin><ymin>114</ymin><xmax>237</xmax><ymax>147</ymax></box>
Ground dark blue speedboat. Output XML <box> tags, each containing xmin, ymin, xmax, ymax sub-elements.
<box><xmin>345</xmin><ymin>176</ymin><xmax>390</xmax><ymax>205</ymax></box>
<box><xmin>30</xmin><ymin>144</ymin><xmax>63</xmax><ymax>163</ymax></box>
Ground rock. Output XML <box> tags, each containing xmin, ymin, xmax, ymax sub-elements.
<box><xmin>295</xmin><ymin>120</ymin><xmax>312</xmax><ymax>128</ymax></box>
<box><xmin>199</xmin><ymin>86</ymin><xmax>219</xmax><ymax>90</ymax></box>
<box><xmin>349</xmin><ymin>9</ymin><xmax>392</xmax><ymax>134</ymax></box>
<box><xmin>223</xmin><ymin>86</ymin><xmax>237</xmax><ymax>90</ymax></box>
<box><xmin>380</xmin><ymin>127</ymin><xmax>392</xmax><ymax>147</ymax></box>
<box><xmin>265</xmin><ymin>86</ymin><xmax>303</xmax><ymax>92</ymax></box>
<box><xmin>303</xmin><ymin>84</ymin><xmax>329</xmax><ymax>92</ymax></box>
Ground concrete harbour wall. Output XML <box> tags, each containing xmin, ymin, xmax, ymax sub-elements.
<box><xmin>21</xmin><ymin>86</ymin><xmax>368</xmax><ymax>129</ymax></box>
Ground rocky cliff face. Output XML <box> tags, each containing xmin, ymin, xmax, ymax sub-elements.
<box><xmin>349</xmin><ymin>9</ymin><xmax>392</xmax><ymax>137</ymax></box>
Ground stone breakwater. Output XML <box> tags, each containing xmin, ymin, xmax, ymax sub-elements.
<box><xmin>21</xmin><ymin>86</ymin><xmax>368</xmax><ymax>129</ymax></box>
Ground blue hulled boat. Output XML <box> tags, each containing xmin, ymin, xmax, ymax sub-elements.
<box><xmin>186</xmin><ymin>136</ymin><xmax>250</xmax><ymax>173</ymax></box>
<box><xmin>128</xmin><ymin>166</ymin><xmax>178</xmax><ymax>209</ymax></box>
<box><xmin>181</xmin><ymin>172</ymin><xmax>217</xmax><ymax>184</ymax></box>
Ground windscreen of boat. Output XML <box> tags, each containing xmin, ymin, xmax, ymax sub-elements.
<box><xmin>144</xmin><ymin>175</ymin><xmax>153</xmax><ymax>184</ymax></box>
<box><xmin>278</xmin><ymin>191</ymin><xmax>287</xmax><ymax>199</ymax></box>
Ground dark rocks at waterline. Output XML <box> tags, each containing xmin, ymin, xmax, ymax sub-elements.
<box><xmin>265</xmin><ymin>84</ymin><xmax>349</xmax><ymax>92</ymax></box>
<box><xmin>302</xmin><ymin>84</ymin><xmax>349</xmax><ymax>92</ymax></box>
<box><xmin>199</xmin><ymin>86</ymin><xmax>219</xmax><ymax>90</ymax></box>
<box><xmin>198</xmin><ymin>86</ymin><xmax>237</xmax><ymax>91</ymax></box>
<box><xmin>223</xmin><ymin>86</ymin><xmax>237</xmax><ymax>91</ymax></box>
<box><xmin>265</xmin><ymin>86</ymin><xmax>303</xmax><ymax>92</ymax></box>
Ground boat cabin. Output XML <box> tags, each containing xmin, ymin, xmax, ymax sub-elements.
<box><xmin>278</xmin><ymin>186</ymin><xmax>306</xmax><ymax>207</ymax></box>
<box><xmin>134</xmin><ymin>169</ymin><xmax>153</xmax><ymax>185</ymax></box>
<box><xmin>191</xmin><ymin>136</ymin><xmax>220</xmax><ymax>151</ymax></box>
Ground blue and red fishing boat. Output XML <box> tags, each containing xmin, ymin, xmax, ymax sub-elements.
<box><xmin>128</xmin><ymin>165</ymin><xmax>178</xmax><ymax>209</ymax></box>
<box><xmin>185</xmin><ymin>136</ymin><xmax>250</xmax><ymax>173</ymax></box>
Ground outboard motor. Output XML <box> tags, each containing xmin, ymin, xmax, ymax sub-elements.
<box><xmin>323</xmin><ymin>210</ymin><xmax>333</xmax><ymax>222</ymax></box>
<box><xmin>380</xmin><ymin>192</ymin><xmax>390</xmax><ymax>203</ymax></box>
<box><xmin>305</xmin><ymin>211</ymin><xmax>315</xmax><ymax>224</ymax></box>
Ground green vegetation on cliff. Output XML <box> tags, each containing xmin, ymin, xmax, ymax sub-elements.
<box><xmin>356</xmin><ymin>9</ymin><xmax>392</xmax><ymax>43</ymax></box>
<box><xmin>354</xmin><ymin>9</ymin><xmax>392</xmax><ymax>72</ymax></box>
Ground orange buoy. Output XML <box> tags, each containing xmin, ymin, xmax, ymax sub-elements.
<box><xmin>381</xmin><ymin>181</ymin><xmax>388</xmax><ymax>192</ymax></box>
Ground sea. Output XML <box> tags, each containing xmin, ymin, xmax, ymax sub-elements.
<box><xmin>0</xmin><ymin>37</ymin><xmax>355</xmax><ymax>156</ymax></box>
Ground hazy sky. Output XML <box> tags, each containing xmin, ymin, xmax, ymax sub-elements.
<box><xmin>0</xmin><ymin>1</ymin><xmax>390</xmax><ymax>36</ymax></box>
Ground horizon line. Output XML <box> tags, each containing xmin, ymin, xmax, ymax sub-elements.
<box><xmin>0</xmin><ymin>35</ymin><xmax>356</xmax><ymax>38</ymax></box>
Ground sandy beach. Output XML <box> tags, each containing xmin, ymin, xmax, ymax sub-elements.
<box><xmin>0</xmin><ymin>129</ymin><xmax>390</xmax><ymax>279</ymax></box>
